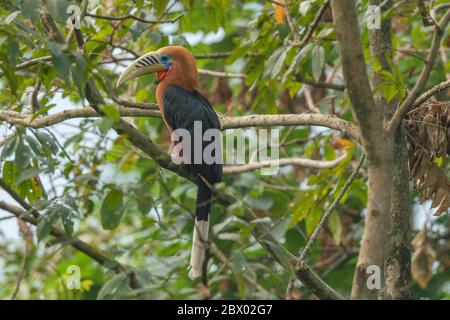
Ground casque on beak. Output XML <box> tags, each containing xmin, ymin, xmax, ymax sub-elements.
<box><xmin>116</xmin><ymin>52</ymin><xmax>165</xmax><ymax>87</ymax></box>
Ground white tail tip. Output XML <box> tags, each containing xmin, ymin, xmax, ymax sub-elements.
<box><xmin>188</xmin><ymin>219</ymin><xmax>209</xmax><ymax>280</ymax></box>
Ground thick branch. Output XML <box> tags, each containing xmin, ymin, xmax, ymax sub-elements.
<box><xmin>331</xmin><ymin>0</ymin><xmax>382</xmax><ymax>159</ymax></box>
<box><xmin>0</xmin><ymin>109</ymin><xmax>361</xmax><ymax>143</ymax></box>
<box><xmin>220</xmin><ymin>113</ymin><xmax>360</xmax><ymax>142</ymax></box>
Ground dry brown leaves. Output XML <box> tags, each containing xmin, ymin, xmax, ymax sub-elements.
<box><xmin>411</xmin><ymin>226</ymin><xmax>436</xmax><ymax>289</ymax></box>
<box><xmin>405</xmin><ymin>100</ymin><xmax>450</xmax><ymax>215</ymax></box>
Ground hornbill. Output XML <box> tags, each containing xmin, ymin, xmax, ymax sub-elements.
<box><xmin>116</xmin><ymin>46</ymin><xmax>223</xmax><ymax>279</ymax></box>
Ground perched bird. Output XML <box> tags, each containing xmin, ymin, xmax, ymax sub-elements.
<box><xmin>117</xmin><ymin>46</ymin><xmax>223</xmax><ymax>279</ymax></box>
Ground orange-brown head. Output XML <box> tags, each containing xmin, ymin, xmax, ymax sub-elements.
<box><xmin>116</xmin><ymin>46</ymin><xmax>199</xmax><ymax>107</ymax></box>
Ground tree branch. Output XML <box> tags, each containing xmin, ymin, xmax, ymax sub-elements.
<box><xmin>85</xmin><ymin>12</ymin><xmax>184</xmax><ymax>24</ymax></box>
<box><xmin>298</xmin><ymin>154</ymin><xmax>365</xmax><ymax>263</ymax></box>
<box><xmin>198</xmin><ymin>68</ymin><xmax>246</xmax><ymax>78</ymax></box>
<box><xmin>295</xmin><ymin>261</ymin><xmax>344</xmax><ymax>300</ymax></box>
<box><xmin>412</xmin><ymin>78</ymin><xmax>450</xmax><ymax>108</ymax></box>
<box><xmin>287</xmin><ymin>0</ymin><xmax>330</xmax><ymax>48</ymax></box>
<box><xmin>286</xmin><ymin>154</ymin><xmax>364</xmax><ymax>299</ymax></box>
<box><xmin>224</xmin><ymin>153</ymin><xmax>347</xmax><ymax>174</ymax></box>
<box><xmin>220</xmin><ymin>113</ymin><xmax>360</xmax><ymax>142</ymax></box>
<box><xmin>294</xmin><ymin>74</ymin><xmax>345</xmax><ymax>91</ymax></box>
<box><xmin>0</xmin><ymin>109</ymin><xmax>361</xmax><ymax>143</ymax></box>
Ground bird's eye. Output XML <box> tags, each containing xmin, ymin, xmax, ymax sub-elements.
<box><xmin>160</xmin><ymin>55</ymin><xmax>169</xmax><ymax>62</ymax></box>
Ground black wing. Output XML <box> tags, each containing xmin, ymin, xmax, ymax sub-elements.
<box><xmin>164</xmin><ymin>84</ymin><xmax>222</xmax><ymax>185</ymax></box>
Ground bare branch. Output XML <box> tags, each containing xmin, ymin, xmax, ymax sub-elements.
<box><xmin>224</xmin><ymin>153</ymin><xmax>348</xmax><ymax>174</ymax></box>
<box><xmin>198</xmin><ymin>69</ymin><xmax>246</xmax><ymax>78</ymax></box>
<box><xmin>220</xmin><ymin>113</ymin><xmax>360</xmax><ymax>142</ymax></box>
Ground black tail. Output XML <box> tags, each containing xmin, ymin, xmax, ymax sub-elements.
<box><xmin>195</xmin><ymin>184</ymin><xmax>212</xmax><ymax>221</ymax></box>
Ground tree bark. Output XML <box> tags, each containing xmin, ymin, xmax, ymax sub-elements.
<box><xmin>330</xmin><ymin>0</ymin><xmax>394</xmax><ymax>299</ymax></box>
<box><xmin>367</xmin><ymin>0</ymin><xmax>412</xmax><ymax>299</ymax></box>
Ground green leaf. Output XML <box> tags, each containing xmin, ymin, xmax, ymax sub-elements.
<box><xmin>14</xmin><ymin>141</ymin><xmax>30</xmax><ymax>171</ymax></box>
<box><xmin>329</xmin><ymin>213</ymin><xmax>342</xmax><ymax>244</ymax></box>
<box><xmin>5</xmin><ymin>11</ymin><xmax>21</xmax><ymax>24</ymax></box>
<box><xmin>47</xmin><ymin>41</ymin><xmax>63</xmax><ymax>57</ymax></box>
<box><xmin>1</xmin><ymin>136</ymin><xmax>19</xmax><ymax>159</ymax></box>
<box><xmin>52</xmin><ymin>54</ymin><xmax>70</xmax><ymax>80</ymax></box>
<box><xmin>264</xmin><ymin>46</ymin><xmax>288</xmax><ymax>79</ymax></box>
<box><xmin>16</xmin><ymin>167</ymin><xmax>42</xmax><ymax>184</ymax></box>
<box><xmin>231</xmin><ymin>249</ymin><xmax>246</xmax><ymax>274</ymax></box>
<box><xmin>97</xmin><ymin>273</ymin><xmax>128</xmax><ymax>300</ymax></box>
<box><xmin>100</xmin><ymin>188</ymin><xmax>124</xmax><ymax>230</ymax></box>
<box><xmin>282</xmin><ymin>43</ymin><xmax>313</xmax><ymax>83</ymax></box>
<box><xmin>2</xmin><ymin>161</ymin><xmax>17</xmax><ymax>186</ymax></box>
<box><xmin>20</xmin><ymin>0</ymin><xmax>40</xmax><ymax>23</ymax></box>
<box><xmin>36</xmin><ymin>132</ymin><xmax>59</xmax><ymax>155</ymax></box>
<box><xmin>312</xmin><ymin>45</ymin><xmax>325</xmax><ymax>81</ymax></box>
<box><xmin>7</xmin><ymin>39</ymin><xmax>20</xmax><ymax>67</ymax></box>
<box><xmin>154</xmin><ymin>0</ymin><xmax>169</xmax><ymax>17</ymax></box>
<box><xmin>100</xmin><ymin>104</ymin><xmax>120</xmax><ymax>122</ymax></box>
<box><xmin>37</xmin><ymin>211</ymin><xmax>58</xmax><ymax>242</ymax></box>
<box><xmin>246</xmin><ymin>197</ymin><xmax>273</xmax><ymax>210</ymax></box>
<box><xmin>266</xmin><ymin>241</ymin><xmax>290</xmax><ymax>268</ymax></box>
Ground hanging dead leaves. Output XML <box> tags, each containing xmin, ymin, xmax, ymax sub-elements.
<box><xmin>411</xmin><ymin>226</ymin><xmax>436</xmax><ymax>289</ymax></box>
<box><xmin>405</xmin><ymin>100</ymin><xmax>450</xmax><ymax>216</ymax></box>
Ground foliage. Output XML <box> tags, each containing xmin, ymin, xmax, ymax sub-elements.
<box><xmin>0</xmin><ymin>0</ymin><xmax>448</xmax><ymax>300</ymax></box>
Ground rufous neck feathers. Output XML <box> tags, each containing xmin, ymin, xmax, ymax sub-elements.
<box><xmin>156</xmin><ymin>46</ymin><xmax>199</xmax><ymax>109</ymax></box>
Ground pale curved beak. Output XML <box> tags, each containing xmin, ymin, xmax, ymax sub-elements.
<box><xmin>116</xmin><ymin>52</ymin><xmax>165</xmax><ymax>87</ymax></box>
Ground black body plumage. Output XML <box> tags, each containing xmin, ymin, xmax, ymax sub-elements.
<box><xmin>163</xmin><ymin>84</ymin><xmax>223</xmax><ymax>221</ymax></box>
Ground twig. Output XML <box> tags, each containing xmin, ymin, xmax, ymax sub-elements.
<box><xmin>31</xmin><ymin>78</ymin><xmax>42</xmax><ymax>112</ymax></box>
<box><xmin>298</xmin><ymin>154</ymin><xmax>365</xmax><ymax>263</ymax></box>
<box><xmin>86</xmin><ymin>12</ymin><xmax>183</xmax><ymax>24</ymax></box>
<box><xmin>412</xmin><ymin>79</ymin><xmax>450</xmax><ymax>108</ymax></box>
<box><xmin>288</xmin><ymin>0</ymin><xmax>330</xmax><ymax>48</ymax></box>
<box><xmin>286</xmin><ymin>153</ymin><xmax>365</xmax><ymax>299</ymax></box>
<box><xmin>10</xmin><ymin>220</ymin><xmax>32</xmax><ymax>300</ymax></box>
<box><xmin>295</xmin><ymin>74</ymin><xmax>345</xmax><ymax>91</ymax></box>
<box><xmin>304</xmin><ymin>86</ymin><xmax>322</xmax><ymax>113</ymax></box>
